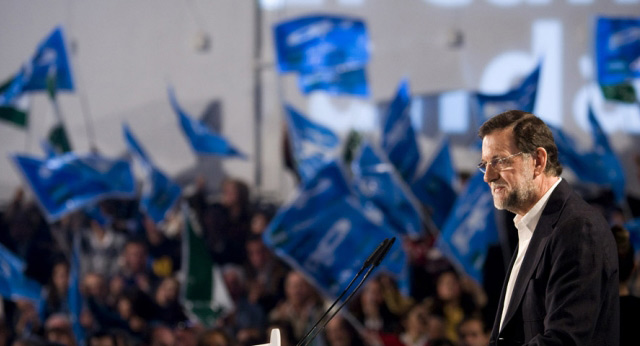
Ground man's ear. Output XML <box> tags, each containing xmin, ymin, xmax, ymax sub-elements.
<box><xmin>534</xmin><ymin>147</ymin><xmax>548</xmax><ymax>177</ymax></box>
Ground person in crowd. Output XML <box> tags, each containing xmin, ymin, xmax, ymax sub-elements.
<box><xmin>424</xmin><ymin>270</ymin><xmax>479</xmax><ymax>343</ymax></box>
<box><xmin>249</xmin><ymin>207</ymin><xmax>274</xmax><ymax>235</ymax></box>
<box><xmin>79</xmin><ymin>214</ymin><xmax>127</xmax><ymax>279</ymax></box>
<box><xmin>611</xmin><ymin>225</ymin><xmax>640</xmax><ymax>346</ymax></box>
<box><xmin>378</xmin><ymin>302</ymin><xmax>447</xmax><ymax>346</ymax></box>
<box><xmin>42</xmin><ymin>259</ymin><xmax>70</xmax><ymax>320</ymax></box>
<box><xmin>478</xmin><ymin>110</ymin><xmax>619</xmax><ymax>345</ymax></box>
<box><xmin>87</xmin><ymin>329</ymin><xmax>118</xmax><ymax>346</ymax></box>
<box><xmin>175</xmin><ymin>320</ymin><xmax>203</xmax><ymax>346</ymax></box>
<box><xmin>142</xmin><ymin>216</ymin><xmax>181</xmax><ymax>279</ymax></box>
<box><xmin>269</xmin><ymin>271</ymin><xmax>325</xmax><ymax>345</ymax></box>
<box><xmin>43</xmin><ymin>313</ymin><xmax>76</xmax><ymax>346</ymax></box>
<box><xmin>324</xmin><ymin>314</ymin><xmax>365</xmax><ymax>346</ymax></box>
<box><xmin>153</xmin><ymin>276</ymin><xmax>188</xmax><ymax>327</ymax></box>
<box><xmin>350</xmin><ymin>276</ymin><xmax>401</xmax><ymax>335</ymax></box>
<box><xmin>456</xmin><ymin>317</ymin><xmax>489</xmax><ymax>346</ymax></box>
<box><xmin>220</xmin><ymin>264</ymin><xmax>266</xmax><ymax>345</ymax></box>
<box><xmin>202</xmin><ymin>178</ymin><xmax>252</xmax><ymax>265</ymax></box>
<box><xmin>197</xmin><ymin>328</ymin><xmax>233</xmax><ymax>346</ymax></box>
<box><xmin>148</xmin><ymin>324</ymin><xmax>176</xmax><ymax>346</ymax></box>
<box><xmin>115</xmin><ymin>239</ymin><xmax>156</xmax><ymax>294</ymax></box>
<box><xmin>244</xmin><ymin>234</ymin><xmax>289</xmax><ymax>313</ymax></box>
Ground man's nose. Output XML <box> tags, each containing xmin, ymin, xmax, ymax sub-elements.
<box><xmin>483</xmin><ymin>165</ymin><xmax>498</xmax><ymax>183</ymax></box>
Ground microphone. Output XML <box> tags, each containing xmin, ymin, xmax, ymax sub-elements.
<box><xmin>295</xmin><ymin>237</ymin><xmax>397</xmax><ymax>346</ymax></box>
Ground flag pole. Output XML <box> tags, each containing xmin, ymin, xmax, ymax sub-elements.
<box><xmin>253</xmin><ymin>0</ymin><xmax>264</xmax><ymax>192</ymax></box>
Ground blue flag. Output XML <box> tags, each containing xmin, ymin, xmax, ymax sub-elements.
<box><xmin>596</xmin><ymin>17</ymin><xmax>640</xmax><ymax>86</ymax></box>
<box><xmin>0</xmin><ymin>242</ymin><xmax>42</xmax><ymax>304</ymax></box>
<box><xmin>123</xmin><ymin>123</ymin><xmax>152</xmax><ymax>169</ymax></box>
<box><xmin>474</xmin><ymin>63</ymin><xmax>541</xmax><ymax>128</ymax></box>
<box><xmin>298</xmin><ymin>64</ymin><xmax>369</xmax><ymax>97</ymax></box>
<box><xmin>11</xmin><ymin>152</ymin><xmax>136</xmax><ymax>222</ymax></box>
<box><xmin>352</xmin><ymin>142</ymin><xmax>424</xmax><ymax>238</ymax></box>
<box><xmin>381</xmin><ymin>80</ymin><xmax>420</xmax><ymax>181</ymax></box>
<box><xmin>586</xmin><ymin>106</ymin><xmax>626</xmax><ymax>202</ymax></box>
<box><xmin>437</xmin><ymin>172</ymin><xmax>498</xmax><ymax>283</ymax></box>
<box><xmin>274</xmin><ymin>15</ymin><xmax>369</xmax><ymax>73</ymax></box>
<box><xmin>69</xmin><ymin>235</ymin><xmax>85</xmax><ymax>342</ymax></box>
<box><xmin>141</xmin><ymin>167</ymin><xmax>182</xmax><ymax>224</ymax></box>
<box><xmin>1</xmin><ymin>26</ymin><xmax>74</xmax><ymax>106</ymax></box>
<box><xmin>550</xmin><ymin>107</ymin><xmax>626</xmax><ymax>203</ymax></box>
<box><xmin>411</xmin><ymin>138</ymin><xmax>458</xmax><ymax>229</ymax></box>
<box><xmin>263</xmin><ymin>161</ymin><xmax>410</xmax><ymax>297</ymax></box>
<box><xmin>168</xmin><ymin>87</ymin><xmax>246</xmax><ymax>158</ymax></box>
<box><xmin>122</xmin><ymin>123</ymin><xmax>181</xmax><ymax>223</ymax></box>
<box><xmin>285</xmin><ymin>105</ymin><xmax>340</xmax><ymax>184</ymax></box>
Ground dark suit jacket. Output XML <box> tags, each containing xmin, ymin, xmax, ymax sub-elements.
<box><xmin>489</xmin><ymin>180</ymin><xmax>619</xmax><ymax>346</ymax></box>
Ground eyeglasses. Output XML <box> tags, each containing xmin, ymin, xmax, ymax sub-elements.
<box><xmin>477</xmin><ymin>152</ymin><xmax>524</xmax><ymax>173</ymax></box>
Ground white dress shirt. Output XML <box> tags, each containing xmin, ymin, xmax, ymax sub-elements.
<box><xmin>499</xmin><ymin>178</ymin><xmax>562</xmax><ymax>330</ymax></box>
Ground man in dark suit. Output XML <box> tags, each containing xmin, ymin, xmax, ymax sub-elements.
<box><xmin>478</xmin><ymin>110</ymin><xmax>619</xmax><ymax>345</ymax></box>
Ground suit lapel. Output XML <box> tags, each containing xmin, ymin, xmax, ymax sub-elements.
<box><xmin>498</xmin><ymin>180</ymin><xmax>570</xmax><ymax>332</ymax></box>
<box><xmin>491</xmin><ymin>244</ymin><xmax>519</xmax><ymax>340</ymax></box>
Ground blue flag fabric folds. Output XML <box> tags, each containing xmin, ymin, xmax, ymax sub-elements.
<box><xmin>298</xmin><ymin>64</ymin><xmax>369</xmax><ymax>96</ymax></box>
<box><xmin>550</xmin><ymin>107</ymin><xmax>626</xmax><ymax>203</ymax></box>
<box><xmin>1</xmin><ymin>26</ymin><xmax>74</xmax><ymax>107</ymax></box>
<box><xmin>352</xmin><ymin>142</ymin><xmax>424</xmax><ymax>238</ymax></box>
<box><xmin>274</xmin><ymin>15</ymin><xmax>369</xmax><ymax>73</ymax></box>
<box><xmin>122</xmin><ymin>123</ymin><xmax>181</xmax><ymax>223</ymax></box>
<box><xmin>123</xmin><ymin>123</ymin><xmax>152</xmax><ymax>168</ymax></box>
<box><xmin>285</xmin><ymin>105</ymin><xmax>340</xmax><ymax>184</ymax></box>
<box><xmin>411</xmin><ymin>139</ymin><xmax>457</xmax><ymax>229</ymax></box>
<box><xmin>474</xmin><ymin>64</ymin><xmax>541</xmax><ymax>128</ymax></box>
<box><xmin>596</xmin><ymin>17</ymin><xmax>640</xmax><ymax>86</ymax></box>
<box><xmin>168</xmin><ymin>87</ymin><xmax>246</xmax><ymax>158</ymax></box>
<box><xmin>141</xmin><ymin>167</ymin><xmax>182</xmax><ymax>224</ymax></box>
<box><xmin>381</xmin><ymin>80</ymin><xmax>420</xmax><ymax>181</ymax></box>
<box><xmin>263</xmin><ymin>161</ymin><xmax>410</xmax><ymax>297</ymax></box>
<box><xmin>12</xmin><ymin>152</ymin><xmax>136</xmax><ymax>222</ymax></box>
<box><xmin>437</xmin><ymin>173</ymin><xmax>498</xmax><ymax>283</ymax></box>
<box><xmin>0</xmin><ymin>242</ymin><xmax>43</xmax><ymax>303</ymax></box>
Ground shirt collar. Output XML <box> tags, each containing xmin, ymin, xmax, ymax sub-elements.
<box><xmin>514</xmin><ymin>178</ymin><xmax>562</xmax><ymax>236</ymax></box>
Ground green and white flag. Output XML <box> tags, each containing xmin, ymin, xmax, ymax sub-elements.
<box><xmin>0</xmin><ymin>77</ymin><xmax>30</xmax><ymax>128</ymax></box>
<box><xmin>181</xmin><ymin>204</ymin><xmax>234</xmax><ymax>326</ymax></box>
<box><xmin>46</xmin><ymin>71</ymin><xmax>72</xmax><ymax>153</ymax></box>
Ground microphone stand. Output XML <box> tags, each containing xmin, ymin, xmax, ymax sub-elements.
<box><xmin>296</xmin><ymin>237</ymin><xmax>396</xmax><ymax>346</ymax></box>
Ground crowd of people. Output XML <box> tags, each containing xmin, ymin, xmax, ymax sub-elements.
<box><xmin>0</xmin><ymin>170</ymin><xmax>638</xmax><ymax>346</ymax></box>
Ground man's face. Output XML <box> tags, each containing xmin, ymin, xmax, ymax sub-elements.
<box><xmin>481</xmin><ymin>128</ymin><xmax>536</xmax><ymax>215</ymax></box>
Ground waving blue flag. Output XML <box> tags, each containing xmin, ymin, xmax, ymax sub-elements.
<box><xmin>122</xmin><ymin>123</ymin><xmax>181</xmax><ymax>223</ymax></box>
<box><xmin>274</xmin><ymin>15</ymin><xmax>369</xmax><ymax>73</ymax></box>
<box><xmin>411</xmin><ymin>138</ymin><xmax>457</xmax><ymax>229</ymax></box>
<box><xmin>475</xmin><ymin>64</ymin><xmax>541</xmax><ymax>129</ymax></box>
<box><xmin>285</xmin><ymin>105</ymin><xmax>340</xmax><ymax>184</ymax></box>
<box><xmin>596</xmin><ymin>17</ymin><xmax>640</xmax><ymax>86</ymax></box>
<box><xmin>12</xmin><ymin>152</ymin><xmax>136</xmax><ymax>222</ymax></box>
<box><xmin>381</xmin><ymin>80</ymin><xmax>420</xmax><ymax>181</ymax></box>
<box><xmin>0</xmin><ymin>242</ymin><xmax>42</xmax><ymax>304</ymax></box>
<box><xmin>299</xmin><ymin>64</ymin><xmax>369</xmax><ymax>97</ymax></box>
<box><xmin>551</xmin><ymin>107</ymin><xmax>626</xmax><ymax>203</ymax></box>
<box><xmin>168</xmin><ymin>87</ymin><xmax>246</xmax><ymax>158</ymax></box>
<box><xmin>263</xmin><ymin>161</ymin><xmax>409</xmax><ymax>297</ymax></box>
<box><xmin>141</xmin><ymin>168</ymin><xmax>182</xmax><ymax>224</ymax></box>
<box><xmin>352</xmin><ymin>142</ymin><xmax>424</xmax><ymax>238</ymax></box>
<box><xmin>437</xmin><ymin>172</ymin><xmax>498</xmax><ymax>283</ymax></box>
<box><xmin>123</xmin><ymin>123</ymin><xmax>152</xmax><ymax>169</ymax></box>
